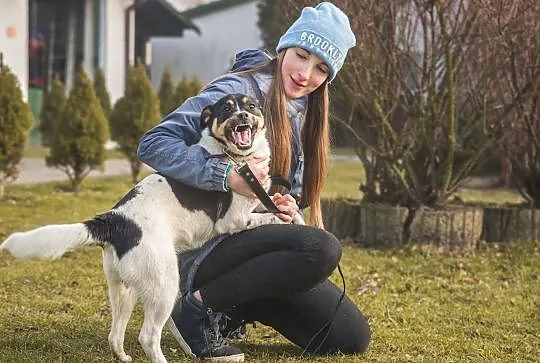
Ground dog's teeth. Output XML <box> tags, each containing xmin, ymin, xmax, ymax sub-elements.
<box><xmin>232</xmin><ymin>128</ymin><xmax>252</xmax><ymax>146</ymax></box>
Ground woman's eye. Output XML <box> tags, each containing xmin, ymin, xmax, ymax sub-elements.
<box><xmin>317</xmin><ymin>65</ymin><xmax>329</xmax><ymax>74</ymax></box>
<box><xmin>296</xmin><ymin>52</ymin><xmax>308</xmax><ymax>59</ymax></box>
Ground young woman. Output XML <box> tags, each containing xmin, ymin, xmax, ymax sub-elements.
<box><xmin>137</xmin><ymin>2</ymin><xmax>370</xmax><ymax>362</ymax></box>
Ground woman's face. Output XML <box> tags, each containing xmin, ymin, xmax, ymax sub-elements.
<box><xmin>281</xmin><ymin>47</ymin><xmax>329</xmax><ymax>99</ymax></box>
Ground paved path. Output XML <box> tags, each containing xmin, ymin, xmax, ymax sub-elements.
<box><xmin>14</xmin><ymin>156</ymin><xmax>499</xmax><ymax>188</ymax></box>
<box><xmin>14</xmin><ymin>158</ymin><xmax>152</xmax><ymax>185</ymax></box>
<box><xmin>14</xmin><ymin>156</ymin><xmax>362</xmax><ymax>185</ymax></box>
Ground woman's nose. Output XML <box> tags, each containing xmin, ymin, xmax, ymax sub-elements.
<box><xmin>297</xmin><ymin>64</ymin><xmax>312</xmax><ymax>82</ymax></box>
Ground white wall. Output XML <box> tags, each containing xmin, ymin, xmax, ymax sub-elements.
<box><xmin>151</xmin><ymin>0</ymin><xmax>261</xmax><ymax>87</ymax></box>
<box><xmin>103</xmin><ymin>0</ymin><xmax>132</xmax><ymax>103</ymax></box>
<box><xmin>0</xmin><ymin>0</ymin><xmax>29</xmax><ymax>100</ymax></box>
<box><xmin>83</xmin><ymin>0</ymin><xmax>96</xmax><ymax>79</ymax></box>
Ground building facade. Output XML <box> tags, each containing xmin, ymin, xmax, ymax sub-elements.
<box><xmin>151</xmin><ymin>0</ymin><xmax>261</xmax><ymax>86</ymax></box>
<box><xmin>0</xmin><ymin>0</ymin><xmax>198</xmax><ymax>144</ymax></box>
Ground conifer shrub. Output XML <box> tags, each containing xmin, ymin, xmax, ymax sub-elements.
<box><xmin>46</xmin><ymin>67</ymin><xmax>110</xmax><ymax>193</ymax></box>
<box><xmin>174</xmin><ymin>74</ymin><xmax>203</xmax><ymax>106</ymax></box>
<box><xmin>110</xmin><ymin>63</ymin><xmax>160</xmax><ymax>183</ymax></box>
<box><xmin>158</xmin><ymin>66</ymin><xmax>176</xmax><ymax>116</ymax></box>
<box><xmin>189</xmin><ymin>75</ymin><xmax>203</xmax><ymax>96</ymax></box>
<box><xmin>39</xmin><ymin>74</ymin><xmax>66</xmax><ymax>147</ymax></box>
<box><xmin>0</xmin><ymin>57</ymin><xmax>33</xmax><ymax>198</ymax></box>
<box><xmin>93</xmin><ymin>68</ymin><xmax>111</xmax><ymax>120</ymax></box>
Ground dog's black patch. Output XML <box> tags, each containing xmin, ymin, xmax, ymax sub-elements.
<box><xmin>162</xmin><ymin>175</ymin><xmax>233</xmax><ymax>222</ymax></box>
<box><xmin>113</xmin><ymin>186</ymin><xmax>141</xmax><ymax>209</ymax></box>
<box><xmin>84</xmin><ymin>212</ymin><xmax>142</xmax><ymax>259</ymax></box>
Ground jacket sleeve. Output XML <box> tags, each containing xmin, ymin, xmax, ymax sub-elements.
<box><xmin>137</xmin><ymin>75</ymin><xmax>247</xmax><ymax>191</ymax></box>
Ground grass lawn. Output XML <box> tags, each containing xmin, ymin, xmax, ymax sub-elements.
<box><xmin>0</xmin><ymin>169</ymin><xmax>538</xmax><ymax>362</ymax></box>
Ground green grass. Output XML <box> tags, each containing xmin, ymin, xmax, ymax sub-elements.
<box><xmin>0</xmin><ymin>172</ymin><xmax>538</xmax><ymax>362</ymax></box>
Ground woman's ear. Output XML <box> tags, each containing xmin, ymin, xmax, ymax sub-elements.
<box><xmin>200</xmin><ymin>105</ymin><xmax>213</xmax><ymax>128</ymax></box>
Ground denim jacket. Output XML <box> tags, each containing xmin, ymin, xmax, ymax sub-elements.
<box><xmin>137</xmin><ymin>49</ymin><xmax>306</xmax><ymax>202</ymax></box>
<box><xmin>137</xmin><ymin>49</ymin><xmax>307</xmax><ymax>293</ymax></box>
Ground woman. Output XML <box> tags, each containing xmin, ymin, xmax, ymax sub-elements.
<box><xmin>137</xmin><ymin>2</ymin><xmax>370</xmax><ymax>362</ymax></box>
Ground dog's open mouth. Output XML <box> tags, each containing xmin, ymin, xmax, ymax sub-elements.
<box><xmin>231</xmin><ymin>124</ymin><xmax>254</xmax><ymax>148</ymax></box>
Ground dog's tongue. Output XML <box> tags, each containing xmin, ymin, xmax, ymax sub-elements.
<box><xmin>233</xmin><ymin>129</ymin><xmax>252</xmax><ymax>146</ymax></box>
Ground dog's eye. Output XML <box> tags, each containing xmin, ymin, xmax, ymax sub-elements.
<box><xmin>249</xmin><ymin>103</ymin><xmax>256</xmax><ymax>110</ymax></box>
<box><xmin>223</xmin><ymin>105</ymin><xmax>232</xmax><ymax>113</ymax></box>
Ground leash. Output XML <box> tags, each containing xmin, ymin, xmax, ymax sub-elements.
<box><xmin>300</xmin><ymin>263</ymin><xmax>346</xmax><ymax>355</ymax></box>
<box><xmin>225</xmin><ymin>149</ymin><xmax>347</xmax><ymax>355</ymax></box>
<box><xmin>223</xmin><ymin>149</ymin><xmax>291</xmax><ymax>213</ymax></box>
<box><xmin>236</xmin><ymin>162</ymin><xmax>278</xmax><ymax>213</ymax></box>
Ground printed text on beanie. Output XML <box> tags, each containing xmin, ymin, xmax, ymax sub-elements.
<box><xmin>276</xmin><ymin>2</ymin><xmax>356</xmax><ymax>81</ymax></box>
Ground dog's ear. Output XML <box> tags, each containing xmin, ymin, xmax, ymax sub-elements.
<box><xmin>200</xmin><ymin>105</ymin><xmax>213</xmax><ymax>128</ymax></box>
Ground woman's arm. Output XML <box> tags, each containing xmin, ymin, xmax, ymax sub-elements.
<box><xmin>137</xmin><ymin>75</ymin><xmax>246</xmax><ymax>191</ymax></box>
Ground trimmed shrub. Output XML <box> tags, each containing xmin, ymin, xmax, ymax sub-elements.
<box><xmin>158</xmin><ymin>66</ymin><xmax>176</xmax><ymax>116</ymax></box>
<box><xmin>174</xmin><ymin>74</ymin><xmax>202</xmax><ymax>106</ymax></box>
<box><xmin>39</xmin><ymin>74</ymin><xmax>66</xmax><ymax>147</ymax></box>
<box><xmin>46</xmin><ymin>67</ymin><xmax>110</xmax><ymax>192</ymax></box>
<box><xmin>189</xmin><ymin>75</ymin><xmax>203</xmax><ymax>96</ymax></box>
<box><xmin>110</xmin><ymin>63</ymin><xmax>160</xmax><ymax>183</ymax></box>
<box><xmin>174</xmin><ymin>74</ymin><xmax>191</xmax><ymax>106</ymax></box>
<box><xmin>0</xmin><ymin>58</ymin><xmax>34</xmax><ymax>197</ymax></box>
<box><xmin>93</xmin><ymin>68</ymin><xmax>111</xmax><ymax>120</ymax></box>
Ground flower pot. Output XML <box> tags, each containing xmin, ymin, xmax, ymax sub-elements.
<box><xmin>322</xmin><ymin>199</ymin><xmax>483</xmax><ymax>252</ymax></box>
<box><xmin>482</xmin><ymin>206</ymin><xmax>540</xmax><ymax>242</ymax></box>
<box><xmin>408</xmin><ymin>206</ymin><xmax>484</xmax><ymax>252</ymax></box>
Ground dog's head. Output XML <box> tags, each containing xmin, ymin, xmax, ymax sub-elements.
<box><xmin>201</xmin><ymin>94</ymin><xmax>265</xmax><ymax>155</ymax></box>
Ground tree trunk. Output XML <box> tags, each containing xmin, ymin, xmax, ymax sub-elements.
<box><xmin>131</xmin><ymin>160</ymin><xmax>142</xmax><ymax>184</ymax></box>
<box><xmin>0</xmin><ymin>172</ymin><xmax>5</xmax><ymax>199</ymax></box>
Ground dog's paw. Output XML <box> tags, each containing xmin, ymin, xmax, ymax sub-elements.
<box><xmin>244</xmin><ymin>213</ymin><xmax>283</xmax><ymax>229</ymax></box>
<box><xmin>117</xmin><ymin>353</ymin><xmax>132</xmax><ymax>363</ymax></box>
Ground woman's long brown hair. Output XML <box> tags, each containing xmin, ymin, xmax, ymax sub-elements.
<box><xmin>236</xmin><ymin>51</ymin><xmax>330</xmax><ymax>228</ymax></box>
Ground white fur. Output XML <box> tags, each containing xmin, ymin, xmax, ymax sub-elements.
<box><xmin>0</xmin><ymin>109</ymin><xmax>305</xmax><ymax>363</ymax></box>
<box><xmin>1</xmin><ymin>223</ymin><xmax>91</xmax><ymax>260</ymax></box>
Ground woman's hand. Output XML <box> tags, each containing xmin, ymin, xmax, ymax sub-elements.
<box><xmin>227</xmin><ymin>157</ymin><xmax>269</xmax><ymax>199</ymax></box>
<box><xmin>272</xmin><ymin>193</ymin><xmax>299</xmax><ymax>223</ymax></box>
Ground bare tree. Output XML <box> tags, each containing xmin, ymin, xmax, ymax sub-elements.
<box><xmin>276</xmin><ymin>0</ymin><xmax>507</xmax><ymax>207</ymax></box>
<box><xmin>477</xmin><ymin>0</ymin><xmax>540</xmax><ymax>207</ymax></box>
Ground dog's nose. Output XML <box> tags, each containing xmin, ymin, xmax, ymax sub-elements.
<box><xmin>238</xmin><ymin>112</ymin><xmax>249</xmax><ymax>120</ymax></box>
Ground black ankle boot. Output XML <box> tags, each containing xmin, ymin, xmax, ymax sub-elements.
<box><xmin>167</xmin><ymin>293</ymin><xmax>244</xmax><ymax>362</ymax></box>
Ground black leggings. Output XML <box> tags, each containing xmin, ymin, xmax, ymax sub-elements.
<box><xmin>193</xmin><ymin>224</ymin><xmax>371</xmax><ymax>354</ymax></box>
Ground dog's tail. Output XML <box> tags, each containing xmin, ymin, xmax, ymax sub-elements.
<box><xmin>0</xmin><ymin>223</ymin><xmax>97</xmax><ymax>260</ymax></box>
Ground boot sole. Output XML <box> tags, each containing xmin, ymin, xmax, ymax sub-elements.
<box><xmin>202</xmin><ymin>353</ymin><xmax>245</xmax><ymax>362</ymax></box>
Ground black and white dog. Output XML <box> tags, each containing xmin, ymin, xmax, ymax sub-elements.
<box><xmin>1</xmin><ymin>94</ymin><xmax>304</xmax><ymax>363</ymax></box>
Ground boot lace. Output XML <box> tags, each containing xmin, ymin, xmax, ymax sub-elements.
<box><xmin>206</xmin><ymin>310</ymin><xmax>232</xmax><ymax>351</ymax></box>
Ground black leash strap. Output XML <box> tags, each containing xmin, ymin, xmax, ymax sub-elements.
<box><xmin>301</xmin><ymin>263</ymin><xmax>347</xmax><ymax>355</ymax></box>
<box><xmin>236</xmin><ymin>164</ymin><xmax>284</xmax><ymax>213</ymax></box>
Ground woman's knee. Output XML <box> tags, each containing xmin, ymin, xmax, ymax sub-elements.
<box><xmin>319</xmin><ymin>303</ymin><xmax>371</xmax><ymax>355</ymax></box>
<box><xmin>294</xmin><ymin>226</ymin><xmax>342</xmax><ymax>277</ymax></box>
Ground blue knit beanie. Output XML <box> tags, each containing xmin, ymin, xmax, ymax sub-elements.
<box><xmin>276</xmin><ymin>2</ymin><xmax>356</xmax><ymax>81</ymax></box>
